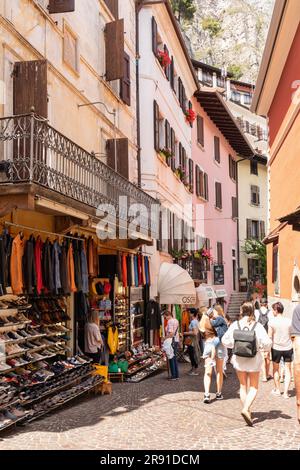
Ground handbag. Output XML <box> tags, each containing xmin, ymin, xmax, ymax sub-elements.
<box><xmin>233</xmin><ymin>321</ymin><xmax>258</xmax><ymax>358</ymax></box>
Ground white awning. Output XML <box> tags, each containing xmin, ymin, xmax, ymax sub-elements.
<box><xmin>215</xmin><ymin>289</ymin><xmax>228</xmax><ymax>298</ymax></box>
<box><xmin>158</xmin><ymin>262</ymin><xmax>196</xmax><ymax>305</ymax></box>
<box><xmin>196</xmin><ymin>285</ymin><xmax>217</xmax><ymax>301</ymax></box>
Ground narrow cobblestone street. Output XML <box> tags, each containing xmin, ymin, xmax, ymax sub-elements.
<box><xmin>0</xmin><ymin>363</ymin><xmax>299</xmax><ymax>451</ymax></box>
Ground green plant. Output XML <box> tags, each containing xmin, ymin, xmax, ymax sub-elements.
<box><xmin>170</xmin><ymin>0</ymin><xmax>196</xmax><ymax>24</ymax></box>
<box><xmin>227</xmin><ymin>64</ymin><xmax>243</xmax><ymax>80</ymax></box>
<box><xmin>243</xmin><ymin>239</ymin><xmax>267</xmax><ymax>284</ymax></box>
<box><xmin>201</xmin><ymin>17</ymin><xmax>222</xmax><ymax>38</ymax></box>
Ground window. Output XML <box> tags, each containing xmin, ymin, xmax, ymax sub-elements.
<box><xmin>229</xmin><ymin>155</ymin><xmax>237</xmax><ymax>181</ymax></box>
<box><xmin>215</xmin><ymin>182</ymin><xmax>222</xmax><ymax>210</ymax></box>
<box><xmin>171</xmin><ymin>128</ymin><xmax>176</xmax><ymax>170</ymax></box>
<box><xmin>202</xmin><ymin>71</ymin><xmax>213</xmax><ymax>86</ymax></box>
<box><xmin>197</xmin><ymin>115</ymin><xmax>204</xmax><ymax>147</ymax></box>
<box><xmin>217</xmin><ymin>76</ymin><xmax>225</xmax><ymax>88</ymax></box>
<box><xmin>152</xmin><ymin>16</ymin><xmax>158</xmax><ymax>55</ymax></box>
<box><xmin>188</xmin><ymin>159</ymin><xmax>194</xmax><ymax>192</ymax></box>
<box><xmin>196</xmin><ymin>166</ymin><xmax>208</xmax><ymax>200</ymax></box>
<box><xmin>250</xmin><ymin>160</ymin><xmax>258</xmax><ymax>175</ymax></box>
<box><xmin>165</xmin><ymin>120</ymin><xmax>171</xmax><ymax>151</ymax></box>
<box><xmin>217</xmin><ymin>242</ymin><xmax>223</xmax><ymax>265</ymax></box>
<box><xmin>63</xmin><ymin>24</ymin><xmax>79</xmax><ymax>73</ymax></box>
<box><xmin>231</xmin><ymin>91</ymin><xmax>241</xmax><ymax>103</ymax></box>
<box><xmin>251</xmin><ymin>185</ymin><xmax>260</xmax><ymax>206</ymax></box>
<box><xmin>177</xmin><ymin>77</ymin><xmax>187</xmax><ymax>112</ymax></box>
<box><xmin>243</xmin><ymin>93</ymin><xmax>252</xmax><ymax>105</ymax></box>
<box><xmin>232</xmin><ymin>197</ymin><xmax>238</xmax><ymax>219</ymax></box>
<box><xmin>204</xmin><ymin>173</ymin><xmax>209</xmax><ymax>201</ymax></box>
<box><xmin>272</xmin><ymin>244</ymin><xmax>280</xmax><ymax>295</ymax></box>
<box><xmin>248</xmin><ymin>259</ymin><xmax>261</xmax><ymax>281</ymax></box>
<box><xmin>246</xmin><ymin>220</ymin><xmax>265</xmax><ymax>239</ymax></box>
<box><xmin>153</xmin><ymin>100</ymin><xmax>160</xmax><ymax>152</ymax></box>
<box><xmin>214</xmin><ymin>136</ymin><xmax>220</xmax><ymax>163</ymax></box>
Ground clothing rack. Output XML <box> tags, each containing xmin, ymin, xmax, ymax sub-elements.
<box><xmin>2</xmin><ymin>221</ymin><xmax>84</xmax><ymax>241</ymax></box>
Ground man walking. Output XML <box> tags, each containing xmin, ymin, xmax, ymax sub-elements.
<box><xmin>269</xmin><ymin>302</ymin><xmax>293</xmax><ymax>398</ymax></box>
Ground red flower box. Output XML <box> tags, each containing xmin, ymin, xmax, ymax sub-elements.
<box><xmin>185</xmin><ymin>108</ymin><xmax>196</xmax><ymax>124</ymax></box>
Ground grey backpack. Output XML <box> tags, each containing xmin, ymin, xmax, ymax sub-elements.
<box><xmin>233</xmin><ymin>321</ymin><xmax>258</xmax><ymax>358</ymax></box>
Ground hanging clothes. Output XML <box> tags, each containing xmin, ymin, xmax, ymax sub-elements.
<box><xmin>130</xmin><ymin>255</ymin><xmax>135</xmax><ymax>287</ymax></box>
<box><xmin>42</xmin><ymin>239</ymin><xmax>54</xmax><ymax>293</ymax></box>
<box><xmin>134</xmin><ymin>255</ymin><xmax>139</xmax><ymax>287</ymax></box>
<box><xmin>67</xmin><ymin>242</ymin><xmax>77</xmax><ymax>293</ymax></box>
<box><xmin>87</xmin><ymin>237</ymin><xmax>98</xmax><ymax>277</ymax></box>
<box><xmin>126</xmin><ymin>254</ymin><xmax>131</xmax><ymax>287</ymax></box>
<box><xmin>0</xmin><ymin>230</ymin><xmax>9</xmax><ymax>296</ymax></box>
<box><xmin>10</xmin><ymin>233</ymin><xmax>25</xmax><ymax>295</ymax></box>
<box><xmin>34</xmin><ymin>236</ymin><xmax>44</xmax><ymax>295</ymax></box>
<box><xmin>147</xmin><ymin>256</ymin><xmax>151</xmax><ymax>285</ymax></box>
<box><xmin>142</xmin><ymin>256</ymin><xmax>146</xmax><ymax>287</ymax></box>
<box><xmin>80</xmin><ymin>240</ymin><xmax>89</xmax><ymax>294</ymax></box>
<box><xmin>60</xmin><ymin>241</ymin><xmax>70</xmax><ymax>295</ymax></box>
<box><xmin>122</xmin><ymin>254</ymin><xmax>128</xmax><ymax>287</ymax></box>
<box><xmin>23</xmin><ymin>235</ymin><xmax>37</xmax><ymax>295</ymax></box>
<box><xmin>117</xmin><ymin>252</ymin><xmax>122</xmax><ymax>283</ymax></box>
<box><xmin>107</xmin><ymin>326</ymin><xmax>119</xmax><ymax>355</ymax></box>
<box><xmin>146</xmin><ymin>300</ymin><xmax>161</xmax><ymax>331</ymax></box>
<box><xmin>72</xmin><ymin>240</ymin><xmax>82</xmax><ymax>292</ymax></box>
<box><xmin>52</xmin><ymin>240</ymin><xmax>62</xmax><ymax>294</ymax></box>
<box><xmin>138</xmin><ymin>254</ymin><xmax>143</xmax><ymax>286</ymax></box>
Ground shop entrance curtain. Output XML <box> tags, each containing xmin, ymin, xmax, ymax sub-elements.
<box><xmin>158</xmin><ymin>263</ymin><xmax>196</xmax><ymax>306</ymax></box>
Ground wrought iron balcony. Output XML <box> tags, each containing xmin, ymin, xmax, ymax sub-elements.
<box><xmin>0</xmin><ymin>114</ymin><xmax>158</xmax><ymax>236</ymax></box>
<box><xmin>175</xmin><ymin>256</ymin><xmax>209</xmax><ymax>282</ymax></box>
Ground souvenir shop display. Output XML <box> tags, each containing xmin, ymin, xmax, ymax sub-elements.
<box><xmin>113</xmin><ymin>291</ymin><xmax>129</xmax><ymax>352</ymax></box>
<box><xmin>145</xmin><ymin>299</ymin><xmax>162</xmax><ymax>347</ymax></box>
<box><xmin>124</xmin><ymin>344</ymin><xmax>165</xmax><ymax>383</ymax></box>
<box><xmin>130</xmin><ymin>287</ymin><xmax>145</xmax><ymax>348</ymax></box>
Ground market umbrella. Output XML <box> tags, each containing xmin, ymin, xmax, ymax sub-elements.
<box><xmin>158</xmin><ymin>262</ymin><xmax>196</xmax><ymax>306</ymax></box>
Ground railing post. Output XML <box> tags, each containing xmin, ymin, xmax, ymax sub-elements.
<box><xmin>29</xmin><ymin>109</ymin><xmax>35</xmax><ymax>182</ymax></box>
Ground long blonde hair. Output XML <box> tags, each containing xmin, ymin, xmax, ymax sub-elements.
<box><xmin>214</xmin><ymin>304</ymin><xmax>225</xmax><ymax>318</ymax></box>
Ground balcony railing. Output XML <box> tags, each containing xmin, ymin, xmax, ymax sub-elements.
<box><xmin>0</xmin><ymin>114</ymin><xmax>158</xmax><ymax>236</ymax></box>
<box><xmin>175</xmin><ymin>256</ymin><xmax>209</xmax><ymax>282</ymax></box>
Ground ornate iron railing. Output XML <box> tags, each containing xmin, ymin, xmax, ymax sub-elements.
<box><xmin>0</xmin><ymin>114</ymin><xmax>158</xmax><ymax>236</ymax></box>
<box><xmin>175</xmin><ymin>256</ymin><xmax>209</xmax><ymax>282</ymax></box>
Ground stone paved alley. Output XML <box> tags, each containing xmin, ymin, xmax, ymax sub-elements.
<box><xmin>0</xmin><ymin>363</ymin><xmax>299</xmax><ymax>451</ymax></box>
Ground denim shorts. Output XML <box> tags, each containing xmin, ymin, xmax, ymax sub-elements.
<box><xmin>203</xmin><ymin>340</ymin><xmax>226</xmax><ymax>360</ymax></box>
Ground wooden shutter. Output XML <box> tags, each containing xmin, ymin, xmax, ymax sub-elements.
<box><xmin>182</xmin><ymin>86</ymin><xmax>187</xmax><ymax>112</ymax></box>
<box><xmin>197</xmin><ymin>115</ymin><xmax>204</xmax><ymax>146</ymax></box>
<box><xmin>204</xmin><ymin>173</ymin><xmax>209</xmax><ymax>200</ymax></box>
<box><xmin>196</xmin><ymin>166</ymin><xmax>200</xmax><ymax>196</ymax></box>
<box><xmin>178</xmin><ymin>77</ymin><xmax>183</xmax><ymax>107</ymax></box>
<box><xmin>48</xmin><ymin>0</ymin><xmax>75</xmax><ymax>14</ymax></box>
<box><xmin>246</xmin><ymin>219</ymin><xmax>252</xmax><ymax>238</ymax></box>
<box><xmin>120</xmin><ymin>52</ymin><xmax>131</xmax><ymax>106</ymax></box>
<box><xmin>165</xmin><ymin>120</ymin><xmax>171</xmax><ymax>150</ymax></box>
<box><xmin>182</xmin><ymin>148</ymin><xmax>187</xmax><ymax>173</ymax></box>
<box><xmin>171</xmin><ymin>128</ymin><xmax>176</xmax><ymax>171</ymax></box>
<box><xmin>164</xmin><ymin>45</ymin><xmax>170</xmax><ymax>81</ymax></box>
<box><xmin>229</xmin><ymin>155</ymin><xmax>232</xmax><ymax>179</ymax></box>
<box><xmin>13</xmin><ymin>60</ymin><xmax>48</xmax><ymax>117</ymax></box>
<box><xmin>170</xmin><ymin>56</ymin><xmax>175</xmax><ymax>90</ymax></box>
<box><xmin>215</xmin><ymin>182</ymin><xmax>222</xmax><ymax>209</ymax></box>
<box><xmin>272</xmin><ymin>244</ymin><xmax>278</xmax><ymax>284</ymax></box>
<box><xmin>189</xmin><ymin>159</ymin><xmax>194</xmax><ymax>191</ymax></box>
<box><xmin>106</xmin><ymin>138</ymin><xmax>129</xmax><ymax>179</ymax></box>
<box><xmin>157</xmin><ymin>209</ymin><xmax>162</xmax><ymax>252</ymax></box>
<box><xmin>179</xmin><ymin>143</ymin><xmax>183</xmax><ymax>168</ymax></box>
<box><xmin>214</xmin><ymin>136</ymin><xmax>220</xmax><ymax>163</ymax></box>
<box><xmin>152</xmin><ymin>16</ymin><xmax>158</xmax><ymax>55</ymax></box>
<box><xmin>200</xmin><ymin>170</ymin><xmax>204</xmax><ymax>198</ymax></box>
<box><xmin>153</xmin><ymin>100</ymin><xmax>160</xmax><ymax>151</ymax></box>
<box><xmin>232</xmin><ymin>196</ymin><xmax>238</xmax><ymax>219</ymax></box>
<box><xmin>105</xmin><ymin>20</ymin><xmax>124</xmax><ymax>81</ymax></box>
<box><xmin>260</xmin><ymin>221</ymin><xmax>266</xmax><ymax>239</ymax></box>
<box><xmin>104</xmin><ymin>0</ymin><xmax>118</xmax><ymax>18</ymax></box>
<box><xmin>217</xmin><ymin>242</ymin><xmax>223</xmax><ymax>264</ymax></box>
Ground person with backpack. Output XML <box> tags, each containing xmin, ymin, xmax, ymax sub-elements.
<box><xmin>222</xmin><ymin>302</ymin><xmax>272</xmax><ymax>426</ymax></box>
<box><xmin>255</xmin><ymin>299</ymin><xmax>273</xmax><ymax>382</ymax></box>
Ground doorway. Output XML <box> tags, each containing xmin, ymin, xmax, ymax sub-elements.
<box><xmin>232</xmin><ymin>259</ymin><xmax>237</xmax><ymax>291</ymax></box>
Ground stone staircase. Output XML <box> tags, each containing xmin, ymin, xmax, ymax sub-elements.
<box><xmin>226</xmin><ymin>292</ymin><xmax>248</xmax><ymax>320</ymax></box>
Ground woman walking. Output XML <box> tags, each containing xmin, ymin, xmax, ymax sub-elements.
<box><xmin>199</xmin><ymin>307</ymin><xmax>226</xmax><ymax>403</ymax></box>
<box><xmin>222</xmin><ymin>302</ymin><xmax>272</xmax><ymax>426</ymax></box>
<box><xmin>163</xmin><ymin>311</ymin><xmax>180</xmax><ymax>381</ymax></box>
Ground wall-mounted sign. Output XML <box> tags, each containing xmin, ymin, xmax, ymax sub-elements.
<box><xmin>213</xmin><ymin>265</ymin><xmax>224</xmax><ymax>286</ymax></box>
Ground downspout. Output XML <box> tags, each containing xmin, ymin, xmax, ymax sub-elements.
<box><xmin>136</xmin><ymin>2</ymin><xmax>142</xmax><ymax>188</ymax></box>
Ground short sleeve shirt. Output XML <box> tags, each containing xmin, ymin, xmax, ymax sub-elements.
<box><xmin>189</xmin><ymin>319</ymin><xmax>199</xmax><ymax>331</ymax></box>
<box><xmin>166</xmin><ymin>318</ymin><xmax>180</xmax><ymax>342</ymax></box>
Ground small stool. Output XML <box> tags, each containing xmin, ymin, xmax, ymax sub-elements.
<box><xmin>99</xmin><ymin>381</ymin><xmax>112</xmax><ymax>395</ymax></box>
<box><xmin>108</xmin><ymin>372</ymin><xmax>124</xmax><ymax>383</ymax></box>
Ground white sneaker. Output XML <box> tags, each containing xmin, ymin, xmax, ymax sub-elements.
<box><xmin>271</xmin><ymin>389</ymin><xmax>281</xmax><ymax>397</ymax></box>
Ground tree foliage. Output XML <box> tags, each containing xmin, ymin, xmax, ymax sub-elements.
<box><xmin>227</xmin><ymin>64</ymin><xmax>244</xmax><ymax>80</ymax></box>
<box><xmin>201</xmin><ymin>17</ymin><xmax>222</xmax><ymax>37</ymax></box>
<box><xmin>243</xmin><ymin>239</ymin><xmax>267</xmax><ymax>283</ymax></box>
<box><xmin>170</xmin><ymin>0</ymin><xmax>197</xmax><ymax>23</ymax></box>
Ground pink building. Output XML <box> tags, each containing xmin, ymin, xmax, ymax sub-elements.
<box><xmin>192</xmin><ymin>90</ymin><xmax>254</xmax><ymax>309</ymax></box>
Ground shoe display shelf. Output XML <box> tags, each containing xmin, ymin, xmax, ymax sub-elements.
<box><xmin>0</xmin><ymin>349</ymin><xmax>68</xmax><ymax>375</ymax></box>
<box><xmin>25</xmin><ymin>375</ymin><xmax>104</xmax><ymax>424</ymax></box>
<box><xmin>124</xmin><ymin>352</ymin><xmax>165</xmax><ymax>383</ymax></box>
<box><xmin>0</xmin><ymin>398</ymin><xmax>20</xmax><ymax>412</ymax></box>
<box><xmin>125</xmin><ymin>358</ymin><xmax>165</xmax><ymax>383</ymax></box>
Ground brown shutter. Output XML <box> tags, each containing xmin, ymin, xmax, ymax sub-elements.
<box><xmin>197</xmin><ymin>115</ymin><xmax>204</xmax><ymax>146</ymax></box>
<box><xmin>48</xmin><ymin>0</ymin><xmax>75</xmax><ymax>14</ymax></box>
<box><xmin>165</xmin><ymin>120</ymin><xmax>171</xmax><ymax>150</ymax></box>
<box><xmin>260</xmin><ymin>221</ymin><xmax>265</xmax><ymax>239</ymax></box>
<box><xmin>179</xmin><ymin>143</ymin><xmax>183</xmax><ymax>167</ymax></box>
<box><xmin>189</xmin><ymin>159</ymin><xmax>194</xmax><ymax>191</ymax></box>
<box><xmin>200</xmin><ymin>170</ymin><xmax>204</xmax><ymax>198</ymax></box>
<box><xmin>153</xmin><ymin>100</ymin><xmax>160</xmax><ymax>151</ymax></box>
<box><xmin>204</xmin><ymin>173</ymin><xmax>209</xmax><ymax>200</ymax></box>
<box><xmin>120</xmin><ymin>52</ymin><xmax>131</xmax><ymax>106</ymax></box>
<box><xmin>247</xmin><ymin>219</ymin><xmax>252</xmax><ymax>238</ymax></box>
<box><xmin>182</xmin><ymin>86</ymin><xmax>187</xmax><ymax>112</ymax></box>
<box><xmin>215</xmin><ymin>182</ymin><xmax>222</xmax><ymax>209</ymax></box>
<box><xmin>196</xmin><ymin>166</ymin><xmax>200</xmax><ymax>196</ymax></box>
<box><xmin>105</xmin><ymin>20</ymin><xmax>124</xmax><ymax>81</ymax></box>
<box><xmin>106</xmin><ymin>138</ymin><xmax>129</xmax><ymax>179</ymax></box>
<box><xmin>178</xmin><ymin>77</ymin><xmax>183</xmax><ymax>107</ymax></box>
<box><xmin>170</xmin><ymin>56</ymin><xmax>175</xmax><ymax>90</ymax></box>
<box><xmin>214</xmin><ymin>136</ymin><xmax>220</xmax><ymax>163</ymax></box>
<box><xmin>171</xmin><ymin>128</ymin><xmax>176</xmax><ymax>171</ymax></box>
<box><xmin>272</xmin><ymin>244</ymin><xmax>278</xmax><ymax>284</ymax></box>
<box><xmin>229</xmin><ymin>155</ymin><xmax>232</xmax><ymax>179</ymax></box>
<box><xmin>182</xmin><ymin>148</ymin><xmax>187</xmax><ymax>174</ymax></box>
<box><xmin>152</xmin><ymin>16</ymin><xmax>158</xmax><ymax>55</ymax></box>
<box><xmin>157</xmin><ymin>209</ymin><xmax>162</xmax><ymax>252</ymax></box>
<box><xmin>13</xmin><ymin>60</ymin><xmax>48</xmax><ymax>117</ymax></box>
<box><xmin>164</xmin><ymin>45</ymin><xmax>170</xmax><ymax>80</ymax></box>
<box><xmin>217</xmin><ymin>242</ymin><xmax>223</xmax><ymax>264</ymax></box>
<box><xmin>232</xmin><ymin>197</ymin><xmax>238</xmax><ymax>219</ymax></box>
<box><xmin>104</xmin><ymin>0</ymin><xmax>118</xmax><ymax>18</ymax></box>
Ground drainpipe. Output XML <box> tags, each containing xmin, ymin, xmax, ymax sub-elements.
<box><xmin>236</xmin><ymin>156</ymin><xmax>251</xmax><ymax>291</ymax></box>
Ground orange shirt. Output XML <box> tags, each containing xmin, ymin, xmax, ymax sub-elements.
<box><xmin>10</xmin><ymin>234</ymin><xmax>24</xmax><ymax>295</ymax></box>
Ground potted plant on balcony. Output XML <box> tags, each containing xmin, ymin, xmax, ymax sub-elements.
<box><xmin>174</xmin><ymin>166</ymin><xmax>187</xmax><ymax>184</ymax></box>
<box><xmin>185</xmin><ymin>108</ymin><xmax>196</xmax><ymax>125</ymax></box>
<box><xmin>194</xmin><ymin>247</ymin><xmax>213</xmax><ymax>262</ymax></box>
<box><xmin>159</xmin><ymin>148</ymin><xmax>173</xmax><ymax>164</ymax></box>
<box><xmin>157</xmin><ymin>49</ymin><xmax>172</xmax><ymax>68</ymax></box>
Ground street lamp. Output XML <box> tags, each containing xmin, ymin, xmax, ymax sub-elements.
<box><xmin>78</xmin><ymin>101</ymin><xmax>117</xmax><ymax>172</ymax></box>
